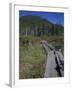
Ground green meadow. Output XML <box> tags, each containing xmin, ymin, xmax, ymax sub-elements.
<box><xmin>19</xmin><ymin>36</ymin><xmax>64</xmax><ymax>79</ymax></box>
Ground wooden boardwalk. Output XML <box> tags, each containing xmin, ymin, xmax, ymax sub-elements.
<box><xmin>40</xmin><ymin>40</ymin><xmax>64</xmax><ymax>78</ymax></box>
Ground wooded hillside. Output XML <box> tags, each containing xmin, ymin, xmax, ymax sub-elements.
<box><xmin>19</xmin><ymin>15</ymin><xmax>64</xmax><ymax>36</ymax></box>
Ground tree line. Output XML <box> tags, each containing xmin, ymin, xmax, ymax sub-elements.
<box><xmin>20</xmin><ymin>23</ymin><xmax>64</xmax><ymax>36</ymax></box>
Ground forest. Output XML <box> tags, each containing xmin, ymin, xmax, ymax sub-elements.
<box><xmin>19</xmin><ymin>15</ymin><xmax>64</xmax><ymax>36</ymax></box>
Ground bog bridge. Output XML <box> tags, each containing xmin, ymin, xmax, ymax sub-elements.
<box><xmin>40</xmin><ymin>40</ymin><xmax>64</xmax><ymax>77</ymax></box>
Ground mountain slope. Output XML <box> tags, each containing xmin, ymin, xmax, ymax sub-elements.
<box><xmin>19</xmin><ymin>15</ymin><xmax>64</xmax><ymax>36</ymax></box>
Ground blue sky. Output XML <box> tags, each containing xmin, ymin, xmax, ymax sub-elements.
<box><xmin>19</xmin><ymin>10</ymin><xmax>64</xmax><ymax>26</ymax></box>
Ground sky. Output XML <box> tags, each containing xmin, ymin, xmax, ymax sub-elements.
<box><xmin>19</xmin><ymin>10</ymin><xmax>64</xmax><ymax>26</ymax></box>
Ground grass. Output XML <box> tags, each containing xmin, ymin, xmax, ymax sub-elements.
<box><xmin>19</xmin><ymin>42</ymin><xmax>47</xmax><ymax>79</ymax></box>
<box><xmin>19</xmin><ymin>36</ymin><xmax>64</xmax><ymax>79</ymax></box>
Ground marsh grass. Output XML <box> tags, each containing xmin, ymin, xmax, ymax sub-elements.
<box><xmin>19</xmin><ymin>41</ymin><xmax>47</xmax><ymax>79</ymax></box>
<box><xmin>19</xmin><ymin>36</ymin><xmax>64</xmax><ymax>79</ymax></box>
